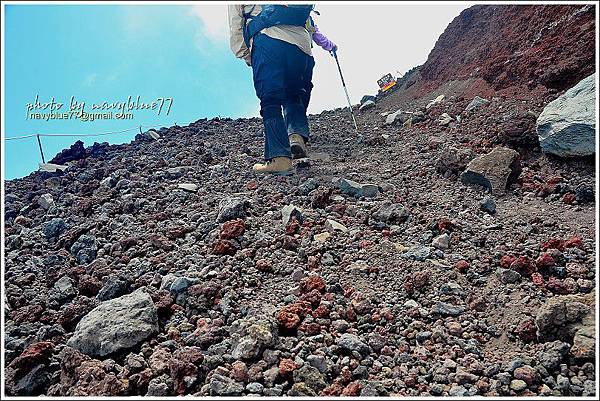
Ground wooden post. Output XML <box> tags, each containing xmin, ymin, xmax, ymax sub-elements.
<box><xmin>36</xmin><ymin>134</ymin><xmax>46</xmax><ymax>163</ymax></box>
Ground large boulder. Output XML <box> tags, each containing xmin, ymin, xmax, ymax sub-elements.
<box><xmin>460</xmin><ymin>147</ymin><xmax>521</xmax><ymax>195</ymax></box>
<box><xmin>537</xmin><ymin>74</ymin><xmax>596</xmax><ymax>157</ymax></box>
<box><xmin>535</xmin><ymin>294</ymin><xmax>594</xmax><ymax>343</ymax></box>
<box><xmin>67</xmin><ymin>289</ymin><xmax>159</xmax><ymax>357</ymax></box>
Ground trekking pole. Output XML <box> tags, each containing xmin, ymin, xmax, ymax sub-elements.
<box><xmin>332</xmin><ymin>49</ymin><xmax>362</xmax><ymax>141</ymax></box>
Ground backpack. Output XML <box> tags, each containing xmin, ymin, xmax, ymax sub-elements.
<box><xmin>243</xmin><ymin>4</ymin><xmax>314</xmax><ymax>47</ymax></box>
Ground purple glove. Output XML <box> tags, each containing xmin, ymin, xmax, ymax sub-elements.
<box><xmin>312</xmin><ymin>24</ymin><xmax>336</xmax><ymax>53</ymax></box>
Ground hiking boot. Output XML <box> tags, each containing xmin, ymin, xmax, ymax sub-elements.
<box><xmin>253</xmin><ymin>157</ymin><xmax>294</xmax><ymax>176</ymax></box>
<box><xmin>289</xmin><ymin>134</ymin><xmax>308</xmax><ymax>159</ymax></box>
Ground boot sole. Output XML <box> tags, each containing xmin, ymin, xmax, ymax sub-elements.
<box><xmin>290</xmin><ymin>143</ymin><xmax>307</xmax><ymax>159</ymax></box>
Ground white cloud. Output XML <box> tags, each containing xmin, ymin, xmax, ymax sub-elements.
<box><xmin>190</xmin><ymin>4</ymin><xmax>228</xmax><ymax>42</ymax></box>
<box><xmin>307</xmin><ymin>3</ymin><xmax>473</xmax><ymax>114</ymax></box>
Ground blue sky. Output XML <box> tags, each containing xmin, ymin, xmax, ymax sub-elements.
<box><xmin>3</xmin><ymin>4</ymin><xmax>258</xmax><ymax>179</ymax></box>
<box><xmin>2</xmin><ymin>3</ymin><xmax>468</xmax><ymax>180</ymax></box>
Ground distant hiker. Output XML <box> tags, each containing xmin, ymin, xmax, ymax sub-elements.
<box><xmin>228</xmin><ymin>4</ymin><xmax>314</xmax><ymax>175</ymax></box>
<box><xmin>300</xmin><ymin>22</ymin><xmax>337</xmax><ymax>113</ymax></box>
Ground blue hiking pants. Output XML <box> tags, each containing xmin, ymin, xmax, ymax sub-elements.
<box><xmin>251</xmin><ymin>34</ymin><xmax>312</xmax><ymax>160</ymax></box>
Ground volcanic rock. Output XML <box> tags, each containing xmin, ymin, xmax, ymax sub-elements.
<box><xmin>460</xmin><ymin>147</ymin><xmax>521</xmax><ymax>194</ymax></box>
<box><xmin>537</xmin><ymin>74</ymin><xmax>596</xmax><ymax>157</ymax></box>
<box><xmin>67</xmin><ymin>289</ymin><xmax>159</xmax><ymax>357</ymax></box>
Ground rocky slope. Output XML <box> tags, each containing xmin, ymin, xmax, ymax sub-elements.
<box><xmin>3</xmin><ymin>4</ymin><xmax>597</xmax><ymax>398</ymax></box>
<box><xmin>388</xmin><ymin>4</ymin><xmax>596</xmax><ymax>107</ymax></box>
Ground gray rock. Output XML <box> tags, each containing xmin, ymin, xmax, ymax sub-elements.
<box><xmin>298</xmin><ymin>178</ymin><xmax>319</xmax><ymax>195</ymax></box>
<box><xmin>246</xmin><ymin>382</ymin><xmax>264</xmax><ymax>394</ymax></box>
<box><xmin>571</xmin><ymin>325</ymin><xmax>595</xmax><ymax>360</ymax></box>
<box><xmin>177</xmin><ymin>183</ymin><xmax>198</xmax><ymax>192</ymax></box>
<box><xmin>465</xmin><ymin>96</ymin><xmax>490</xmax><ymax>112</ymax></box>
<box><xmin>385</xmin><ymin>110</ymin><xmax>411</xmax><ymax>125</ymax></box>
<box><xmin>42</xmin><ymin>218</ymin><xmax>67</xmax><ymax>239</ymax></box>
<box><xmin>336</xmin><ymin>178</ymin><xmax>380</xmax><ymax>198</ymax></box>
<box><xmin>402</xmin><ymin>246</ymin><xmax>432</xmax><ymax>261</ymax></box>
<box><xmin>281</xmin><ymin>204</ymin><xmax>303</xmax><ymax>226</ymax></box>
<box><xmin>169</xmin><ymin>277</ymin><xmax>198</xmax><ymax>295</ymax></box>
<box><xmin>230</xmin><ymin>316</ymin><xmax>278</xmax><ymax>360</ymax></box>
<box><xmin>537</xmin><ymin>74</ymin><xmax>595</xmax><ymax>157</ymax></box>
<box><xmin>293</xmin><ymin>365</ymin><xmax>326</xmax><ymax>392</ymax></box>
<box><xmin>460</xmin><ymin>147</ymin><xmax>521</xmax><ymax>195</ymax></box>
<box><xmin>536</xmin><ymin>341</ymin><xmax>570</xmax><ymax>370</ymax></box>
<box><xmin>371</xmin><ymin>202</ymin><xmax>409</xmax><ymax>225</ymax></box>
<box><xmin>499</xmin><ymin>268</ymin><xmax>522</xmax><ymax>284</ymax></box>
<box><xmin>337</xmin><ymin>333</ymin><xmax>370</xmax><ymax>355</ymax></box>
<box><xmin>53</xmin><ymin>276</ymin><xmax>77</xmax><ymax>300</ymax></box>
<box><xmin>535</xmin><ymin>295</ymin><xmax>591</xmax><ymax>341</ymax></box>
<box><xmin>426</xmin><ymin>94</ymin><xmax>445</xmax><ymax>109</ymax></box>
<box><xmin>38</xmin><ymin>193</ymin><xmax>54</xmax><ymax>210</ymax></box>
<box><xmin>209</xmin><ymin>374</ymin><xmax>243</xmax><ymax>396</ymax></box>
<box><xmin>146</xmin><ymin>377</ymin><xmax>169</xmax><ymax>396</ymax></box>
<box><xmin>433</xmin><ymin>302</ymin><xmax>465</xmax><ymax>316</ymax></box>
<box><xmin>67</xmin><ymin>289</ymin><xmax>159</xmax><ymax>357</ymax></box>
<box><xmin>436</xmin><ymin>146</ymin><xmax>475</xmax><ymax>175</ymax></box>
<box><xmin>432</xmin><ymin>233</ymin><xmax>450</xmax><ymax>250</ymax></box>
<box><xmin>70</xmin><ymin>234</ymin><xmax>98</xmax><ymax>264</ymax></box>
<box><xmin>359</xmin><ymin>100</ymin><xmax>375</xmax><ymax>111</ymax></box>
<box><xmin>360</xmin><ymin>381</ymin><xmax>388</xmax><ymax>396</ymax></box>
<box><xmin>9</xmin><ymin>364</ymin><xmax>50</xmax><ymax>396</ymax></box>
<box><xmin>480</xmin><ymin>196</ymin><xmax>496</xmax><ymax>214</ymax></box>
<box><xmin>306</xmin><ymin>354</ymin><xmax>328</xmax><ymax>373</ymax></box>
<box><xmin>217</xmin><ymin>197</ymin><xmax>249</xmax><ymax>223</ymax></box>
<box><xmin>448</xmin><ymin>385</ymin><xmax>468</xmax><ymax>396</ymax></box>
<box><xmin>97</xmin><ymin>277</ymin><xmax>127</xmax><ymax>301</ymax></box>
<box><xmin>325</xmin><ymin>219</ymin><xmax>348</xmax><ymax>233</ymax></box>
<box><xmin>360</xmin><ymin>95</ymin><xmax>376</xmax><ymax>105</ymax></box>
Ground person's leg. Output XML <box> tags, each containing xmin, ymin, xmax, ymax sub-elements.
<box><xmin>251</xmin><ymin>34</ymin><xmax>292</xmax><ymax>163</ymax></box>
<box><xmin>300</xmin><ymin>56</ymin><xmax>315</xmax><ymax>114</ymax></box>
<box><xmin>281</xmin><ymin>42</ymin><xmax>311</xmax><ymax>147</ymax></box>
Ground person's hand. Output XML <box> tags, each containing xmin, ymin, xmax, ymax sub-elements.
<box><xmin>329</xmin><ymin>45</ymin><xmax>338</xmax><ymax>57</ymax></box>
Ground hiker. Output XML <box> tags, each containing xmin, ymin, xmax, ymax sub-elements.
<box><xmin>299</xmin><ymin>23</ymin><xmax>337</xmax><ymax>113</ymax></box>
<box><xmin>228</xmin><ymin>4</ymin><xmax>314</xmax><ymax>175</ymax></box>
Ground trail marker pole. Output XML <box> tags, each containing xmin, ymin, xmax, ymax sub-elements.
<box><xmin>36</xmin><ymin>134</ymin><xmax>46</xmax><ymax>163</ymax></box>
<box><xmin>332</xmin><ymin>49</ymin><xmax>361</xmax><ymax>141</ymax></box>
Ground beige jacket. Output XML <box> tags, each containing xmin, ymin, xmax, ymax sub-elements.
<box><xmin>228</xmin><ymin>4</ymin><xmax>312</xmax><ymax>65</ymax></box>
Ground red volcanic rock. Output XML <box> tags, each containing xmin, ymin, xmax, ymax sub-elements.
<box><xmin>536</xmin><ymin>253</ymin><xmax>555</xmax><ymax>269</ymax></box>
<box><xmin>500</xmin><ymin>255</ymin><xmax>516</xmax><ymax>268</ymax></box>
<box><xmin>531</xmin><ymin>272</ymin><xmax>545</xmax><ymax>287</ymax></box>
<box><xmin>510</xmin><ymin>256</ymin><xmax>536</xmax><ymax>276</ymax></box>
<box><xmin>300</xmin><ymin>275</ymin><xmax>326</xmax><ymax>294</ymax></box>
<box><xmin>562</xmin><ymin>193</ymin><xmax>577</xmax><ymax>204</ymax></box>
<box><xmin>212</xmin><ymin>239</ymin><xmax>237</xmax><ymax>255</ymax></box>
<box><xmin>8</xmin><ymin>342</ymin><xmax>54</xmax><ymax>376</ymax></box>
<box><xmin>455</xmin><ymin>259</ymin><xmax>470</xmax><ymax>272</ymax></box>
<box><xmin>220</xmin><ymin>219</ymin><xmax>245</xmax><ymax>239</ymax></box>
<box><xmin>279</xmin><ymin>358</ymin><xmax>297</xmax><ymax>376</ymax></box>
<box><xmin>341</xmin><ymin>381</ymin><xmax>362</xmax><ymax>396</ymax></box>
<box><xmin>542</xmin><ymin>238</ymin><xmax>565</xmax><ymax>251</ymax></box>
<box><xmin>564</xmin><ymin>235</ymin><xmax>584</xmax><ymax>249</ymax></box>
<box><xmin>255</xmin><ymin>259</ymin><xmax>272</xmax><ymax>272</ymax></box>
